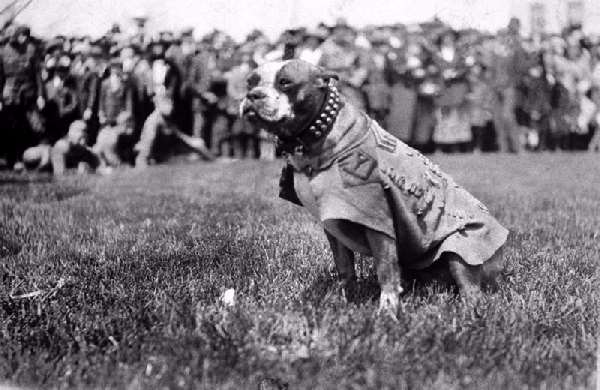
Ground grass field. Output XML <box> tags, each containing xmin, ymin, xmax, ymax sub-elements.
<box><xmin>0</xmin><ymin>153</ymin><xmax>599</xmax><ymax>389</ymax></box>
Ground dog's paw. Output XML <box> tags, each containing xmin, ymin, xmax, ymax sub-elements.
<box><xmin>460</xmin><ymin>287</ymin><xmax>484</xmax><ymax>306</ymax></box>
<box><xmin>377</xmin><ymin>288</ymin><xmax>400</xmax><ymax>322</ymax></box>
<box><xmin>337</xmin><ymin>279</ymin><xmax>357</xmax><ymax>303</ymax></box>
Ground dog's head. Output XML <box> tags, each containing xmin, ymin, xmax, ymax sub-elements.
<box><xmin>240</xmin><ymin>59</ymin><xmax>338</xmax><ymax>138</ymax></box>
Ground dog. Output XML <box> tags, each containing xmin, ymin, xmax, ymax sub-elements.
<box><xmin>241</xmin><ymin>60</ymin><xmax>508</xmax><ymax>315</ymax></box>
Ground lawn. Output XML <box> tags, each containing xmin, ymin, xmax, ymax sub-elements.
<box><xmin>0</xmin><ymin>153</ymin><xmax>598</xmax><ymax>389</ymax></box>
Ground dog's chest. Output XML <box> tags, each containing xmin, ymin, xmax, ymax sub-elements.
<box><xmin>293</xmin><ymin>172</ymin><xmax>322</xmax><ymax>220</ymax></box>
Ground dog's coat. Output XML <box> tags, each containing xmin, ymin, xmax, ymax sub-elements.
<box><xmin>283</xmin><ymin>103</ymin><xmax>508</xmax><ymax>270</ymax></box>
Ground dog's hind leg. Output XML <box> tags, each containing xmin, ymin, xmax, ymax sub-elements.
<box><xmin>445</xmin><ymin>252</ymin><xmax>484</xmax><ymax>302</ymax></box>
<box><xmin>480</xmin><ymin>247</ymin><xmax>506</xmax><ymax>291</ymax></box>
<box><xmin>325</xmin><ymin>231</ymin><xmax>357</xmax><ymax>302</ymax></box>
<box><xmin>364</xmin><ymin>229</ymin><xmax>404</xmax><ymax>317</ymax></box>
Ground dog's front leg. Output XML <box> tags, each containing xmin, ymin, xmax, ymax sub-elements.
<box><xmin>325</xmin><ymin>231</ymin><xmax>357</xmax><ymax>302</ymax></box>
<box><xmin>365</xmin><ymin>229</ymin><xmax>404</xmax><ymax>317</ymax></box>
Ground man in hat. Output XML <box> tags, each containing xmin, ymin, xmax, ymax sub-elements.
<box><xmin>77</xmin><ymin>41</ymin><xmax>105</xmax><ymax>144</ymax></box>
<box><xmin>298</xmin><ymin>29</ymin><xmax>325</xmax><ymax>65</ymax></box>
<box><xmin>319</xmin><ymin>21</ymin><xmax>368</xmax><ymax>111</ymax></box>
<box><xmin>41</xmin><ymin>54</ymin><xmax>79</xmax><ymax>145</ymax></box>
<box><xmin>148</xmin><ymin>38</ymin><xmax>181</xmax><ymax>108</ymax></box>
<box><xmin>99</xmin><ymin>57</ymin><xmax>133</xmax><ymax>129</ymax></box>
<box><xmin>0</xmin><ymin>25</ymin><xmax>45</xmax><ymax>169</ymax></box>
<box><xmin>362</xmin><ymin>28</ymin><xmax>391</xmax><ymax>126</ymax></box>
<box><xmin>169</xmin><ymin>27</ymin><xmax>213</xmax><ymax>140</ymax></box>
<box><xmin>488</xmin><ymin>17</ymin><xmax>530</xmax><ymax>153</ymax></box>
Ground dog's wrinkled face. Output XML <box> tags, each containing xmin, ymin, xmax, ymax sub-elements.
<box><xmin>241</xmin><ymin>59</ymin><xmax>336</xmax><ymax>138</ymax></box>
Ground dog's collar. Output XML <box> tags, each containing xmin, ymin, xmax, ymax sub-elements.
<box><xmin>277</xmin><ymin>81</ymin><xmax>343</xmax><ymax>155</ymax></box>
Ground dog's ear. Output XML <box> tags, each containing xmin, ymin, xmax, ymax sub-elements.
<box><xmin>314</xmin><ymin>67</ymin><xmax>339</xmax><ymax>88</ymax></box>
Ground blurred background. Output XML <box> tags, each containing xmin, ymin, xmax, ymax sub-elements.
<box><xmin>1</xmin><ymin>0</ymin><xmax>600</xmax><ymax>176</ymax></box>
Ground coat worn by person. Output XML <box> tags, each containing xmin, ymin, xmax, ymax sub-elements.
<box><xmin>0</xmin><ymin>34</ymin><xmax>45</xmax><ymax>164</ymax></box>
<box><xmin>281</xmin><ymin>104</ymin><xmax>508</xmax><ymax>269</ymax></box>
<box><xmin>99</xmin><ymin>75</ymin><xmax>133</xmax><ymax>125</ymax></box>
<box><xmin>43</xmin><ymin>75</ymin><xmax>79</xmax><ymax>143</ymax></box>
<box><xmin>384</xmin><ymin>48</ymin><xmax>419</xmax><ymax>143</ymax></box>
<box><xmin>0</xmin><ymin>36</ymin><xmax>42</xmax><ymax>107</ymax></box>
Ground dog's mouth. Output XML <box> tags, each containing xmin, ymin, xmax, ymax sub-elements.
<box><xmin>241</xmin><ymin>101</ymin><xmax>288</xmax><ymax>127</ymax></box>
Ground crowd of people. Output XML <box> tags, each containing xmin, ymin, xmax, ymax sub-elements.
<box><xmin>1</xmin><ymin>17</ymin><xmax>599</xmax><ymax>175</ymax></box>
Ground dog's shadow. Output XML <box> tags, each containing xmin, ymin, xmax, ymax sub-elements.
<box><xmin>302</xmin><ymin>259</ymin><xmax>504</xmax><ymax>307</ymax></box>
<box><xmin>301</xmin><ymin>270</ymin><xmax>379</xmax><ymax>307</ymax></box>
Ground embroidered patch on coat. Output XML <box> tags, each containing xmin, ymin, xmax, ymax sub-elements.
<box><xmin>338</xmin><ymin>150</ymin><xmax>377</xmax><ymax>186</ymax></box>
<box><xmin>373</xmin><ymin>126</ymin><xmax>398</xmax><ymax>153</ymax></box>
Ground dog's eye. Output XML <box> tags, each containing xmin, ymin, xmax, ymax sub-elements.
<box><xmin>278</xmin><ymin>78</ymin><xmax>293</xmax><ymax>88</ymax></box>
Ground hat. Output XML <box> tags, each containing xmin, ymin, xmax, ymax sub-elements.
<box><xmin>246</xmin><ymin>29</ymin><xmax>265</xmax><ymax>42</ymax></box>
<box><xmin>435</xmin><ymin>28</ymin><xmax>460</xmax><ymax>46</ymax></box>
<box><xmin>159</xmin><ymin>31</ymin><xmax>175</xmax><ymax>44</ymax></box>
<box><xmin>45</xmin><ymin>38</ymin><xmax>63</xmax><ymax>54</ymax></box>
<box><xmin>109</xmin><ymin>23</ymin><xmax>121</xmax><ymax>34</ymax></box>
<box><xmin>14</xmin><ymin>25</ymin><xmax>31</xmax><ymax>38</ymax></box>
<box><xmin>304</xmin><ymin>28</ymin><xmax>326</xmax><ymax>43</ymax></box>
<box><xmin>180</xmin><ymin>27</ymin><xmax>194</xmax><ymax>39</ymax></box>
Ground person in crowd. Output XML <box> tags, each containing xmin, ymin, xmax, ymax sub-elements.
<box><xmin>93</xmin><ymin>111</ymin><xmax>134</xmax><ymax>168</ymax></box>
<box><xmin>410</xmin><ymin>32</ymin><xmax>439</xmax><ymax>153</ymax></box>
<box><xmin>362</xmin><ymin>28</ymin><xmax>390</xmax><ymax>126</ymax></box>
<box><xmin>297</xmin><ymin>29</ymin><xmax>325</xmax><ymax>65</ymax></box>
<box><xmin>489</xmin><ymin>18</ymin><xmax>530</xmax><ymax>153</ymax></box>
<box><xmin>98</xmin><ymin>58</ymin><xmax>133</xmax><ymax>128</ymax></box>
<box><xmin>134</xmin><ymin>93</ymin><xmax>215</xmax><ymax>168</ymax></box>
<box><xmin>50</xmin><ymin>119</ymin><xmax>100</xmax><ymax>176</ymax></box>
<box><xmin>22</xmin><ymin>142</ymin><xmax>52</xmax><ymax>171</ymax></box>
<box><xmin>149</xmin><ymin>38</ymin><xmax>182</xmax><ymax>107</ymax></box>
<box><xmin>384</xmin><ymin>29</ymin><xmax>419</xmax><ymax>144</ymax></box>
<box><xmin>76</xmin><ymin>42</ymin><xmax>105</xmax><ymax>145</ymax></box>
<box><xmin>319</xmin><ymin>20</ymin><xmax>368</xmax><ymax>111</ymax></box>
<box><xmin>467</xmin><ymin>62</ymin><xmax>497</xmax><ymax>152</ymax></box>
<box><xmin>220</xmin><ymin>46</ymin><xmax>257</xmax><ymax>158</ymax></box>
<box><xmin>173</xmin><ymin>27</ymin><xmax>217</xmax><ymax>153</ymax></box>
<box><xmin>0</xmin><ymin>25</ymin><xmax>45</xmax><ymax>170</ymax></box>
<box><xmin>41</xmin><ymin>54</ymin><xmax>80</xmax><ymax>145</ymax></box>
<box><xmin>432</xmin><ymin>28</ymin><xmax>473</xmax><ymax>152</ymax></box>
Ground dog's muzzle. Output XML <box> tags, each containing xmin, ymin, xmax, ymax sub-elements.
<box><xmin>239</xmin><ymin>98</ymin><xmax>257</xmax><ymax>120</ymax></box>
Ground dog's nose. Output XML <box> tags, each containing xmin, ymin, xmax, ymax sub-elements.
<box><xmin>247</xmin><ymin>89</ymin><xmax>267</xmax><ymax>101</ymax></box>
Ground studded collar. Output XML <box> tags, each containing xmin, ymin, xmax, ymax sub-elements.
<box><xmin>277</xmin><ymin>81</ymin><xmax>344</xmax><ymax>155</ymax></box>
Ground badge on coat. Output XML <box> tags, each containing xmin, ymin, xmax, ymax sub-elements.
<box><xmin>338</xmin><ymin>149</ymin><xmax>378</xmax><ymax>187</ymax></box>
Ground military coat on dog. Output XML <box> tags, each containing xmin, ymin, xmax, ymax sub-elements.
<box><xmin>282</xmin><ymin>103</ymin><xmax>508</xmax><ymax>270</ymax></box>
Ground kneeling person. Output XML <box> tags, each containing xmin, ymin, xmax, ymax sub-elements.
<box><xmin>134</xmin><ymin>95</ymin><xmax>215</xmax><ymax>168</ymax></box>
<box><xmin>22</xmin><ymin>143</ymin><xmax>52</xmax><ymax>171</ymax></box>
<box><xmin>93</xmin><ymin>111</ymin><xmax>135</xmax><ymax>167</ymax></box>
<box><xmin>51</xmin><ymin>120</ymin><xmax>100</xmax><ymax>175</ymax></box>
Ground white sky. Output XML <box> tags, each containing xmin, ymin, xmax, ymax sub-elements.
<box><xmin>13</xmin><ymin>0</ymin><xmax>513</xmax><ymax>40</ymax></box>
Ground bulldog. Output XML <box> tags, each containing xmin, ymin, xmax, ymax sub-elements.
<box><xmin>241</xmin><ymin>60</ymin><xmax>508</xmax><ymax>315</ymax></box>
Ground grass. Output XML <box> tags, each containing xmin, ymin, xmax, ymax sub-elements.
<box><xmin>0</xmin><ymin>153</ymin><xmax>598</xmax><ymax>389</ymax></box>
